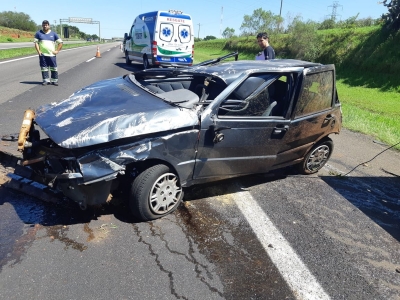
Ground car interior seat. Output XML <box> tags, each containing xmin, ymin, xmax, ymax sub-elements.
<box><xmin>159</xmin><ymin>89</ymin><xmax>200</xmax><ymax>109</ymax></box>
<box><xmin>262</xmin><ymin>85</ymin><xmax>277</xmax><ymax>116</ymax></box>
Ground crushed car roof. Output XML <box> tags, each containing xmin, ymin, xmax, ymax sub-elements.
<box><xmin>136</xmin><ymin>59</ymin><xmax>322</xmax><ymax>84</ymax></box>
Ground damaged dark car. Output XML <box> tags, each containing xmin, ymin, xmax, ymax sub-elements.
<box><xmin>18</xmin><ymin>55</ymin><xmax>342</xmax><ymax>221</ymax></box>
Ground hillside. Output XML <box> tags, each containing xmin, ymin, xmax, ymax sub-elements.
<box><xmin>196</xmin><ymin>26</ymin><xmax>400</xmax><ymax>77</ymax></box>
<box><xmin>0</xmin><ymin>26</ymin><xmax>34</xmax><ymax>42</ymax></box>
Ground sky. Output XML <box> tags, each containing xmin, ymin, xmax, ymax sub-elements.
<box><xmin>5</xmin><ymin>0</ymin><xmax>388</xmax><ymax>39</ymax></box>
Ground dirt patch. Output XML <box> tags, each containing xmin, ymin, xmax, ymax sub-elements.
<box><xmin>0</xmin><ymin>27</ymin><xmax>34</xmax><ymax>39</ymax></box>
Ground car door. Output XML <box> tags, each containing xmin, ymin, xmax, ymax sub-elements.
<box><xmin>270</xmin><ymin>64</ymin><xmax>340</xmax><ymax>168</ymax></box>
<box><xmin>193</xmin><ymin>72</ymin><xmax>295</xmax><ymax>180</ymax></box>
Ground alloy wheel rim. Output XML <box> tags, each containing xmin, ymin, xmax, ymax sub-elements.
<box><xmin>149</xmin><ymin>173</ymin><xmax>182</xmax><ymax>215</ymax></box>
<box><xmin>306</xmin><ymin>145</ymin><xmax>330</xmax><ymax>172</ymax></box>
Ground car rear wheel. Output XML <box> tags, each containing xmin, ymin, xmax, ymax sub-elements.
<box><xmin>129</xmin><ymin>164</ymin><xmax>183</xmax><ymax>221</ymax></box>
<box><xmin>298</xmin><ymin>139</ymin><xmax>333</xmax><ymax>174</ymax></box>
<box><xmin>143</xmin><ymin>55</ymin><xmax>149</xmax><ymax>69</ymax></box>
<box><xmin>125</xmin><ymin>51</ymin><xmax>132</xmax><ymax>65</ymax></box>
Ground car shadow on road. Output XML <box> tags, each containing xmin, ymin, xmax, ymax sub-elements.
<box><xmin>321</xmin><ymin>175</ymin><xmax>400</xmax><ymax>242</ymax></box>
<box><xmin>2</xmin><ymin>167</ymin><xmax>289</xmax><ymax>229</ymax></box>
<box><xmin>19</xmin><ymin>81</ymin><xmax>43</xmax><ymax>85</ymax></box>
<box><xmin>114</xmin><ymin>62</ymin><xmax>142</xmax><ymax>73</ymax></box>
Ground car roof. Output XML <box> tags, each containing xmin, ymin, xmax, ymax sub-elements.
<box><xmin>187</xmin><ymin>59</ymin><xmax>322</xmax><ymax>83</ymax></box>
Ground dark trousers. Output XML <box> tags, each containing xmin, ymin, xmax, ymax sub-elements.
<box><xmin>39</xmin><ymin>55</ymin><xmax>58</xmax><ymax>83</ymax></box>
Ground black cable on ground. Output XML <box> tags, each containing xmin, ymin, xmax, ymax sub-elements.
<box><xmin>343</xmin><ymin>141</ymin><xmax>400</xmax><ymax>176</ymax></box>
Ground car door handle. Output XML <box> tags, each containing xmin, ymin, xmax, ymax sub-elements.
<box><xmin>273</xmin><ymin>125</ymin><xmax>289</xmax><ymax>135</ymax></box>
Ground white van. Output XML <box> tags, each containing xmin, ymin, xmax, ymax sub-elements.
<box><xmin>124</xmin><ymin>10</ymin><xmax>194</xmax><ymax>69</ymax></box>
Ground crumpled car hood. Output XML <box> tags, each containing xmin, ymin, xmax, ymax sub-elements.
<box><xmin>34</xmin><ymin>76</ymin><xmax>199</xmax><ymax>149</ymax></box>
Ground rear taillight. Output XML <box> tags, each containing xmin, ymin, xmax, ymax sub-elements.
<box><xmin>189</xmin><ymin>44</ymin><xmax>194</xmax><ymax>65</ymax></box>
<box><xmin>152</xmin><ymin>41</ymin><xmax>157</xmax><ymax>57</ymax></box>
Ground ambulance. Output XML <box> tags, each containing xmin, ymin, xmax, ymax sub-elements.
<box><xmin>124</xmin><ymin>10</ymin><xmax>194</xmax><ymax>69</ymax></box>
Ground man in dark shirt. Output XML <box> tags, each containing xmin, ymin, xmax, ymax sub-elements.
<box><xmin>256</xmin><ymin>32</ymin><xmax>275</xmax><ymax>60</ymax></box>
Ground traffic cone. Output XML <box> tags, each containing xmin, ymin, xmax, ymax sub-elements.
<box><xmin>95</xmin><ymin>46</ymin><xmax>101</xmax><ymax>58</ymax></box>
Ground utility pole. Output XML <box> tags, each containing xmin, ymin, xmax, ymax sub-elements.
<box><xmin>197</xmin><ymin>23</ymin><xmax>201</xmax><ymax>39</ymax></box>
<box><xmin>54</xmin><ymin>20</ymin><xmax>57</xmax><ymax>35</ymax></box>
<box><xmin>278</xmin><ymin>0</ymin><xmax>283</xmax><ymax>32</ymax></box>
<box><xmin>220</xmin><ymin>7</ymin><xmax>223</xmax><ymax>37</ymax></box>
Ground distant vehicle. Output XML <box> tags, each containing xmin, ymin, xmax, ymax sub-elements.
<box><xmin>17</xmin><ymin>54</ymin><xmax>342</xmax><ymax>221</ymax></box>
<box><xmin>124</xmin><ymin>10</ymin><xmax>194</xmax><ymax>69</ymax></box>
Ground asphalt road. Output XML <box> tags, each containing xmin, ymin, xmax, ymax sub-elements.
<box><xmin>0</xmin><ymin>45</ymin><xmax>399</xmax><ymax>300</ymax></box>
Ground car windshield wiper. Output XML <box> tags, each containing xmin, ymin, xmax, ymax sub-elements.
<box><xmin>193</xmin><ymin>51</ymin><xmax>239</xmax><ymax>67</ymax></box>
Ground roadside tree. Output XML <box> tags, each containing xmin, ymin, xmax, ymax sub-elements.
<box><xmin>222</xmin><ymin>27</ymin><xmax>235</xmax><ymax>38</ymax></box>
<box><xmin>0</xmin><ymin>11</ymin><xmax>37</xmax><ymax>31</ymax></box>
<box><xmin>240</xmin><ymin>8</ymin><xmax>280</xmax><ymax>36</ymax></box>
<box><xmin>286</xmin><ymin>17</ymin><xmax>322</xmax><ymax>62</ymax></box>
<box><xmin>381</xmin><ymin>0</ymin><xmax>400</xmax><ymax>30</ymax></box>
<box><xmin>203</xmin><ymin>35</ymin><xmax>216</xmax><ymax>41</ymax></box>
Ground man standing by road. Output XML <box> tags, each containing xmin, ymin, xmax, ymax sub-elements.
<box><xmin>34</xmin><ymin>20</ymin><xmax>63</xmax><ymax>86</ymax></box>
<box><xmin>256</xmin><ymin>32</ymin><xmax>275</xmax><ymax>60</ymax></box>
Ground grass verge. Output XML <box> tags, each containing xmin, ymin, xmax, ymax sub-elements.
<box><xmin>0</xmin><ymin>43</ymin><xmax>100</xmax><ymax>60</ymax></box>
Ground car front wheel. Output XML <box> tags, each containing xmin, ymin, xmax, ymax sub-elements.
<box><xmin>298</xmin><ymin>139</ymin><xmax>333</xmax><ymax>174</ymax></box>
<box><xmin>129</xmin><ymin>164</ymin><xmax>183</xmax><ymax>221</ymax></box>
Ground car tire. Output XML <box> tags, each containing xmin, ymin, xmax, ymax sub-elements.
<box><xmin>125</xmin><ymin>51</ymin><xmax>132</xmax><ymax>65</ymax></box>
<box><xmin>143</xmin><ymin>55</ymin><xmax>149</xmax><ymax>69</ymax></box>
<box><xmin>129</xmin><ymin>164</ymin><xmax>183</xmax><ymax>221</ymax></box>
<box><xmin>298</xmin><ymin>138</ymin><xmax>333</xmax><ymax>174</ymax></box>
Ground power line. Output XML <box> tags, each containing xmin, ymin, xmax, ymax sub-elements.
<box><xmin>327</xmin><ymin>1</ymin><xmax>343</xmax><ymax>21</ymax></box>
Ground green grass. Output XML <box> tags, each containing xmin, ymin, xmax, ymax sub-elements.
<box><xmin>337</xmin><ymin>79</ymin><xmax>400</xmax><ymax>149</ymax></box>
<box><xmin>0</xmin><ymin>36</ymin><xmax>33</xmax><ymax>42</ymax></box>
<box><xmin>0</xmin><ymin>43</ymin><xmax>100</xmax><ymax>60</ymax></box>
<box><xmin>194</xmin><ymin>48</ymin><xmax>235</xmax><ymax>64</ymax></box>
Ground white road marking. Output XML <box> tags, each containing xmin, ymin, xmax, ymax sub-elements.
<box><xmin>86</xmin><ymin>57</ymin><xmax>96</xmax><ymax>62</ymax></box>
<box><xmin>233</xmin><ymin>189</ymin><xmax>331</xmax><ymax>300</ymax></box>
<box><xmin>0</xmin><ymin>54</ymin><xmax>37</xmax><ymax>64</ymax></box>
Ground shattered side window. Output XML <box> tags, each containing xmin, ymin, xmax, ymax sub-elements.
<box><xmin>218</xmin><ymin>75</ymin><xmax>289</xmax><ymax>118</ymax></box>
<box><xmin>294</xmin><ymin>71</ymin><xmax>333</xmax><ymax>118</ymax></box>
